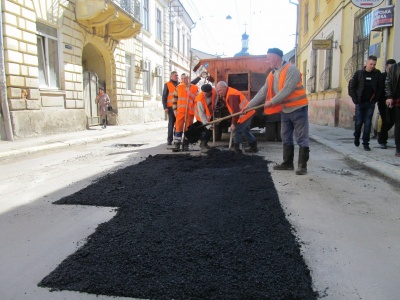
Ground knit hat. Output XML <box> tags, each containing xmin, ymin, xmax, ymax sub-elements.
<box><xmin>267</xmin><ymin>48</ymin><xmax>283</xmax><ymax>57</ymax></box>
<box><xmin>201</xmin><ymin>84</ymin><xmax>212</xmax><ymax>93</ymax></box>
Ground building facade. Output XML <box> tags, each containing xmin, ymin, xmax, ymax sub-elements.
<box><xmin>297</xmin><ymin>0</ymin><xmax>399</xmax><ymax>128</ymax></box>
<box><xmin>0</xmin><ymin>0</ymin><xmax>193</xmax><ymax>140</ymax></box>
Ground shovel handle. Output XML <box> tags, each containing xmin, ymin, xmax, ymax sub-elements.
<box><xmin>205</xmin><ymin>103</ymin><xmax>266</xmax><ymax>126</ymax></box>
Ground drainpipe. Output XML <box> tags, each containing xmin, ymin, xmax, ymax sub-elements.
<box><xmin>0</xmin><ymin>2</ymin><xmax>13</xmax><ymax>141</ymax></box>
<box><xmin>381</xmin><ymin>0</ymin><xmax>391</xmax><ymax>70</ymax></box>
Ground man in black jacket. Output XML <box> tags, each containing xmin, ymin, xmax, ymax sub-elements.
<box><xmin>348</xmin><ymin>55</ymin><xmax>384</xmax><ymax>151</ymax></box>
<box><xmin>385</xmin><ymin>61</ymin><xmax>400</xmax><ymax>157</ymax></box>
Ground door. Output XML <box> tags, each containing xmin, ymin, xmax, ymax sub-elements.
<box><xmin>83</xmin><ymin>71</ymin><xmax>99</xmax><ymax>127</ymax></box>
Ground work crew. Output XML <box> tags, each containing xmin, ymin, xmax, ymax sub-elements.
<box><xmin>162</xmin><ymin>71</ymin><xmax>179</xmax><ymax>145</ymax></box>
<box><xmin>172</xmin><ymin>73</ymin><xmax>199</xmax><ymax>152</ymax></box>
<box><xmin>245</xmin><ymin>48</ymin><xmax>309</xmax><ymax>175</ymax></box>
<box><xmin>194</xmin><ymin>83</ymin><xmax>218</xmax><ymax>152</ymax></box>
<box><xmin>216</xmin><ymin>81</ymin><xmax>258</xmax><ymax>154</ymax></box>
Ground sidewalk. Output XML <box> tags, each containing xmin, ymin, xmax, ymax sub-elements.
<box><xmin>0</xmin><ymin>122</ymin><xmax>399</xmax><ymax>183</ymax></box>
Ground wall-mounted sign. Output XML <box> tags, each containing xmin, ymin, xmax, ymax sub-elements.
<box><xmin>351</xmin><ymin>0</ymin><xmax>384</xmax><ymax>8</ymax></box>
<box><xmin>371</xmin><ymin>6</ymin><xmax>394</xmax><ymax>30</ymax></box>
<box><xmin>312</xmin><ymin>39</ymin><xmax>332</xmax><ymax>50</ymax></box>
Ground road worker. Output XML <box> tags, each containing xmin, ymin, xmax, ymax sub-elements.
<box><xmin>172</xmin><ymin>73</ymin><xmax>199</xmax><ymax>152</ymax></box>
<box><xmin>194</xmin><ymin>83</ymin><xmax>218</xmax><ymax>152</ymax></box>
<box><xmin>245</xmin><ymin>48</ymin><xmax>309</xmax><ymax>175</ymax></box>
<box><xmin>216</xmin><ymin>81</ymin><xmax>257</xmax><ymax>154</ymax></box>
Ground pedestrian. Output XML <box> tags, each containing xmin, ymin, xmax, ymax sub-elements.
<box><xmin>216</xmin><ymin>81</ymin><xmax>258</xmax><ymax>154</ymax></box>
<box><xmin>194</xmin><ymin>83</ymin><xmax>217</xmax><ymax>152</ymax></box>
<box><xmin>384</xmin><ymin>61</ymin><xmax>400</xmax><ymax>157</ymax></box>
<box><xmin>244</xmin><ymin>48</ymin><xmax>309</xmax><ymax>175</ymax></box>
<box><xmin>96</xmin><ymin>87</ymin><xmax>111</xmax><ymax>129</ymax></box>
<box><xmin>377</xmin><ymin>59</ymin><xmax>396</xmax><ymax>149</ymax></box>
<box><xmin>162</xmin><ymin>71</ymin><xmax>179</xmax><ymax>145</ymax></box>
<box><xmin>172</xmin><ymin>73</ymin><xmax>199</xmax><ymax>152</ymax></box>
<box><xmin>348</xmin><ymin>55</ymin><xmax>384</xmax><ymax>151</ymax></box>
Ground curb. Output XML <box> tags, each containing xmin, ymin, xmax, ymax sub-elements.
<box><xmin>310</xmin><ymin>134</ymin><xmax>400</xmax><ymax>184</ymax></box>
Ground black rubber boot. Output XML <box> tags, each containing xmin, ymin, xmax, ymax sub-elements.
<box><xmin>233</xmin><ymin>143</ymin><xmax>242</xmax><ymax>154</ymax></box>
<box><xmin>182</xmin><ymin>139</ymin><xmax>189</xmax><ymax>151</ymax></box>
<box><xmin>296</xmin><ymin>146</ymin><xmax>310</xmax><ymax>175</ymax></box>
<box><xmin>273</xmin><ymin>144</ymin><xmax>294</xmax><ymax>170</ymax></box>
<box><xmin>244</xmin><ymin>141</ymin><xmax>258</xmax><ymax>153</ymax></box>
<box><xmin>200</xmin><ymin>140</ymin><xmax>211</xmax><ymax>153</ymax></box>
<box><xmin>172</xmin><ymin>142</ymin><xmax>181</xmax><ymax>152</ymax></box>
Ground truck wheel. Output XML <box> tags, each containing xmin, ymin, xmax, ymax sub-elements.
<box><xmin>265</xmin><ymin>122</ymin><xmax>277</xmax><ymax>141</ymax></box>
<box><xmin>214</xmin><ymin>125</ymin><xmax>223</xmax><ymax>141</ymax></box>
<box><xmin>276</xmin><ymin>122</ymin><xmax>282</xmax><ymax>142</ymax></box>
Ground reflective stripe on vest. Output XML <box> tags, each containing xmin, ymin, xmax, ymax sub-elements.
<box><xmin>264</xmin><ymin>63</ymin><xmax>308</xmax><ymax>115</ymax></box>
<box><xmin>194</xmin><ymin>89</ymin><xmax>217</xmax><ymax>122</ymax></box>
<box><xmin>166</xmin><ymin>81</ymin><xmax>176</xmax><ymax>107</ymax></box>
<box><xmin>225</xmin><ymin>87</ymin><xmax>255</xmax><ymax>124</ymax></box>
<box><xmin>176</xmin><ymin>84</ymin><xmax>198</xmax><ymax>115</ymax></box>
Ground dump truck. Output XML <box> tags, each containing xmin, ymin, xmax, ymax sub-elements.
<box><xmin>193</xmin><ymin>55</ymin><xmax>281</xmax><ymax>141</ymax></box>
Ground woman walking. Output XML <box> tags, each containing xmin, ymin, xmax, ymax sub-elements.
<box><xmin>96</xmin><ymin>87</ymin><xmax>111</xmax><ymax>129</ymax></box>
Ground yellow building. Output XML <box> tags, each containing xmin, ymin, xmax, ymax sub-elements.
<box><xmin>0</xmin><ymin>0</ymin><xmax>193</xmax><ymax>140</ymax></box>
<box><xmin>297</xmin><ymin>0</ymin><xmax>399</xmax><ymax>128</ymax></box>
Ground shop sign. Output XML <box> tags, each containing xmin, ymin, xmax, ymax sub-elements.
<box><xmin>371</xmin><ymin>6</ymin><xmax>394</xmax><ymax>30</ymax></box>
<box><xmin>351</xmin><ymin>0</ymin><xmax>384</xmax><ymax>8</ymax></box>
<box><xmin>312</xmin><ymin>39</ymin><xmax>332</xmax><ymax>50</ymax></box>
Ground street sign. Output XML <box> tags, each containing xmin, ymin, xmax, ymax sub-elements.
<box><xmin>351</xmin><ymin>0</ymin><xmax>384</xmax><ymax>8</ymax></box>
<box><xmin>312</xmin><ymin>39</ymin><xmax>332</xmax><ymax>50</ymax></box>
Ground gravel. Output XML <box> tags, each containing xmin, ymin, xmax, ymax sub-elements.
<box><xmin>38</xmin><ymin>149</ymin><xmax>317</xmax><ymax>299</ymax></box>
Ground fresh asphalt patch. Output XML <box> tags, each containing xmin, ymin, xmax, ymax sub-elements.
<box><xmin>38</xmin><ymin>149</ymin><xmax>318</xmax><ymax>299</ymax></box>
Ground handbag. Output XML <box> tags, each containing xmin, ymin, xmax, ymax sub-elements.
<box><xmin>108</xmin><ymin>105</ymin><xmax>113</xmax><ymax>112</ymax></box>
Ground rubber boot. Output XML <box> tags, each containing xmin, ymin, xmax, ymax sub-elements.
<box><xmin>273</xmin><ymin>144</ymin><xmax>295</xmax><ymax>170</ymax></box>
<box><xmin>200</xmin><ymin>140</ymin><xmax>211</xmax><ymax>153</ymax></box>
<box><xmin>296</xmin><ymin>146</ymin><xmax>310</xmax><ymax>175</ymax></box>
<box><xmin>233</xmin><ymin>143</ymin><xmax>242</xmax><ymax>154</ymax></box>
<box><xmin>244</xmin><ymin>141</ymin><xmax>258</xmax><ymax>153</ymax></box>
<box><xmin>172</xmin><ymin>142</ymin><xmax>181</xmax><ymax>152</ymax></box>
<box><xmin>182</xmin><ymin>139</ymin><xmax>189</xmax><ymax>151</ymax></box>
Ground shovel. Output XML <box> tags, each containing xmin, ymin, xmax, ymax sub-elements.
<box><xmin>184</xmin><ymin>103</ymin><xmax>266</xmax><ymax>144</ymax></box>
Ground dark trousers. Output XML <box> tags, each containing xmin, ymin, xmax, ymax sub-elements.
<box><xmin>354</xmin><ymin>102</ymin><xmax>375</xmax><ymax>145</ymax></box>
<box><xmin>377</xmin><ymin>102</ymin><xmax>395</xmax><ymax>144</ymax></box>
<box><xmin>167</xmin><ymin>107</ymin><xmax>176</xmax><ymax>143</ymax></box>
<box><xmin>394</xmin><ymin>106</ymin><xmax>400</xmax><ymax>151</ymax></box>
<box><xmin>281</xmin><ymin>106</ymin><xmax>309</xmax><ymax>147</ymax></box>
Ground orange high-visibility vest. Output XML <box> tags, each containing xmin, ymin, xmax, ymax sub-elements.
<box><xmin>265</xmin><ymin>63</ymin><xmax>308</xmax><ymax>115</ymax></box>
<box><xmin>194</xmin><ymin>89</ymin><xmax>217</xmax><ymax>123</ymax></box>
<box><xmin>176</xmin><ymin>84</ymin><xmax>198</xmax><ymax>115</ymax></box>
<box><xmin>225</xmin><ymin>87</ymin><xmax>255</xmax><ymax>124</ymax></box>
<box><xmin>166</xmin><ymin>81</ymin><xmax>176</xmax><ymax>107</ymax></box>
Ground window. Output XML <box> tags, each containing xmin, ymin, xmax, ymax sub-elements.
<box><xmin>187</xmin><ymin>37</ymin><xmax>190</xmax><ymax>58</ymax></box>
<box><xmin>323</xmin><ymin>35</ymin><xmax>333</xmax><ymax>90</ymax></box>
<box><xmin>182</xmin><ymin>34</ymin><xmax>185</xmax><ymax>56</ymax></box>
<box><xmin>156</xmin><ymin>8</ymin><xmax>162</xmax><ymax>41</ymax></box>
<box><xmin>157</xmin><ymin>76</ymin><xmax>163</xmax><ymax>96</ymax></box>
<box><xmin>37</xmin><ymin>22</ymin><xmax>60</xmax><ymax>88</ymax></box>
<box><xmin>308</xmin><ymin>50</ymin><xmax>317</xmax><ymax>93</ymax></box>
<box><xmin>314</xmin><ymin>0</ymin><xmax>320</xmax><ymax>16</ymax></box>
<box><xmin>304</xmin><ymin>2</ymin><xmax>309</xmax><ymax>33</ymax></box>
<box><xmin>125</xmin><ymin>54</ymin><xmax>136</xmax><ymax>92</ymax></box>
<box><xmin>352</xmin><ymin>10</ymin><xmax>372</xmax><ymax>70</ymax></box>
<box><xmin>143</xmin><ymin>62</ymin><xmax>151</xmax><ymax>94</ymax></box>
<box><xmin>143</xmin><ymin>0</ymin><xmax>149</xmax><ymax>31</ymax></box>
<box><xmin>177</xmin><ymin>28</ymin><xmax>181</xmax><ymax>53</ymax></box>
<box><xmin>302</xmin><ymin>60</ymin><xmax>307</xmax><ymax>89</ymax></box>
<box><xmin>170</xmin><ymin>23</ymin><xmax>174</xmax><ymax>47</ymax></box>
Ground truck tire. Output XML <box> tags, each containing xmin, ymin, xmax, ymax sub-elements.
<box><xmin>214</xmin><ymin>125</ymin><xmax>223</xmax><ymax>141</ymax></box>
<box><xmin>265</xmin><ymin>122</ymin><xmax>277</xmax><ymax>141</ymax></box>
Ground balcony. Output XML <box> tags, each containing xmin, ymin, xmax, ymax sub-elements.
<box><xmin>76</xmin><ymin>0</ymin><xmax>142</xmax><ymax>40</ymax></box>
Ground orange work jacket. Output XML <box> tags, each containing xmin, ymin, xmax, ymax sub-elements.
<box><xmin>176</xmin><ymin>84</ymin><xmax>198</xmax><ymax>115</ymax></box>
<box><xmin>166</xmin><ymin>81</ymin><xmax>176</xmax><ymax>107</ymax></box>
<box><xmin>265</xmin><ymin>63</ymin><xmax>308</xmax><ymax>115</ymax></box>
<box><xmin>194</xmin><ymin>89</ymin><xmax>217</xmax><ymax>123</ymax></box>
<box><xmin>225</xmin><ymin>87</ymin><xmax>255</xmax><ymax>124</ymax></box>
